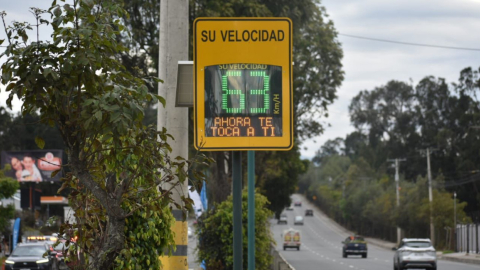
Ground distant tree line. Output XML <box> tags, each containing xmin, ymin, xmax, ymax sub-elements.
<box><xmin>299</xmin><ymin>66</ymin><xmax>480</xmax><ymax>248</ymax></box>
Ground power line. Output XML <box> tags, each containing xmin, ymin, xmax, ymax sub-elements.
<box><xmin>339</xmin><ymin>33</ymin><xmax>480</xmax><ymax>52</ymax></box>
<box><xmin>435</xmin><ymin>172</ymin><xmax>480</xmax><ymax>188</ymax></box>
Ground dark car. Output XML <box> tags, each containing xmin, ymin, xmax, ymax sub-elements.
<box><xmin>342</xmin><ymin>236</ymin><xmax>367</xmax><ymax>258</ymax></box>
<box><xmin>305</xmin><ymin>209</ymin><xmax>313</xmax><ymax>216</ymax></box>
<box><xmin>4</xmin><ymin>242</ymin><xmax>59</xmax><ymax>270</ymax></box>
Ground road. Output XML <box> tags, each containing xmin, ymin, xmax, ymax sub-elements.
<box><xmin>187</xmin><ymin>218</ymin><xmax>200</xmax><ymax>270</ymax></box>
<box><xmin>271</xmin><ymin>194</ymin><xmax>479</xmax><ymax>270</ymax></box>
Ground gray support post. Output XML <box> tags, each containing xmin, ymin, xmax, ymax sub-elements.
<box><xmin>467</xmin><ymin>224</ymin><xmax>470</xmax><ymax>254</ymax></box>
<box><xmin>232</xmin><ymin>151</ymin><xmax>243</xmax><ymax>270</ymax></box>
<box><xmin>157</xmin><ymin>0</ymin><xmax>189</xmax><ymax>268</ymax></box>
<box><xmin>476</xmin><ymin>223</ymin><xmax>479</xmax><ymax>254</ymax></box>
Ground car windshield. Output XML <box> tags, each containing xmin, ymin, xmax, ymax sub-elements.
<box><xmin>11</xmin><ymin>246</ymin><xmax>46</xmax><ymax>257</ymax></box>
<box><xmin>404</xmin><ymin>241</ymin><xmax>432</xmax><ymax>248</ymax></box>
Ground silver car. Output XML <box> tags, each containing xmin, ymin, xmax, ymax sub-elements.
<box><xmin>393</xmin><ymin>238</ymin><xmax>437</xmax><ymax>270</ymax></box>
<box><xmin>294</xmin><ymin>216</ymin><xmax>304</xmax><ymax>225</ymax></box>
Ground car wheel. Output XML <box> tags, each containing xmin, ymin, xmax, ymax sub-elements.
<box><xmin>297</xmin><ymin>246</ymin><xmax>300</xmax><ymax>251</ymax></box>
<box><xmin>342</xmin><ymin>252</ymin><xmax>347</xmax><ymax>258</ymax></box>
<box><xmin>283</xmin><ymin>246</ymin><xmax>286</xmax><ymax>250</ymax></box>
<box><xmin>430</xmin><ymin>267</ymin><xmax>436</xmax><ymax>270</ymax></box>
<box><xmin>362</xmin><ymin>253</ymin><xmax>367</xmax><ymax>258</ymax></box>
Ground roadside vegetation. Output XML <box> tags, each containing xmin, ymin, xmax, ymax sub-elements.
<box><xmin>1</xmin><ymin>0</ymin><xmax>210</xmax><ymax>268</ymax></box>
<box><xmin>195</xmin><ymin>190</ymin><xmax>275</xmax><ymax>270</ymax></box>
<box><xmin>300</xmin><ymin>66</ymin><xmax>480</xmax><ymax>249</ymax></box>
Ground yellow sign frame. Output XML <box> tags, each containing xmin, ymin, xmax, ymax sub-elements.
<box><xmin>194</xmin><ymin>18</ymin><xmax>293</xmax><ymax>151</ymax></box>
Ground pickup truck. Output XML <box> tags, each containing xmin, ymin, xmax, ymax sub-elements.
<box><xmin>342</xmin><ymin>235</ymin><xmax>368</xmax><ymax>258</ymax></box>
<box><xmin>283</xmin><ymin>229</ymin><xmax>301</xmax><ymax>250</ymax></box>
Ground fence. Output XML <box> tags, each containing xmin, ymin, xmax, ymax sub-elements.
<box><xmin>270</xmin><ymin>244</ymin><xmax>295</xmax><ymax>270</ymax></box>
<box><xmin>456</xmin><ymin>224</ymin><xmax>480</xmax><ymax>253</ymax></box>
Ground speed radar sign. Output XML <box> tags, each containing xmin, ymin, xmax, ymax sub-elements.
<box><xmin>194</xmin><ymin>18</ymin><xmax>293</xmax><ymax>151</ymax></box>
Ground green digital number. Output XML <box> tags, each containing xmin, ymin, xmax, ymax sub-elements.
<box><xmin>222</xmin><ymin>71</ymin><xmax>244</xmax><ymax>113</ymax></box>
<box><xmin>249</xmin><ymin>71</ymin><xmax>269</xmax><ymax>113</ymax></box>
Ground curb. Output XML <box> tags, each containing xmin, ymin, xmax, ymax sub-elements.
<box><xmin>438</xmin><ymin>254</ymin><xmax>480</xmax><ymax>266</ymax></box>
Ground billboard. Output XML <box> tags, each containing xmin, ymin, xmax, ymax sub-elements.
<box><xmin>1</xmin><ymin>150</ymin><xmax>63</xmax><ymax>182</ymax></box>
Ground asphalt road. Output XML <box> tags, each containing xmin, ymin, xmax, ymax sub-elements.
<box><xmin>187</xmin><ymin>219</ymin><xmax>200</xmax><ymax>270</ymax></box>
<box><xmin>271</xmin><ymin>194</ymin><xmax>479</xmax><ymax>270</ymax></box>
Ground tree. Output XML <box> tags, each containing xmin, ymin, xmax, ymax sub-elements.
<box><xmin>0</xmin><ymin>165</ymin><xmax>20</xmax><ymax>235</ymax></box>
<box><xmin>255</xmin><ymin>145</ymin><xmax>308</xmax><ymax>218</ymax></box>
<box><xmin>0</xmin><ymin>1</ymin><xmax>208</xmax><ymax>268</ymax></box>
<box><xmin>312</xmin><ymin>137</ymin><xmax>344</xmax><ymax>165</ymax></box>
<box><xmin>196</xmin><ymin>190</ymin><xmax>275</xmax><ymax>270</ymax></box>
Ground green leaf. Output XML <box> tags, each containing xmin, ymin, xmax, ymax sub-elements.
<box><xmin>53</xmin><ymin>7</ymin><xmax>62</xmax><ymax>17</ymax></box>
<box><xmin>35</xmin><ymin>136</ymin><xmax>45</xmax><ymax>149</ymax></box>
<box><xmin>57</xmin><ymin>181</ymin><xmax>68</xmax><ymax>194</ymax></box>
<box><xmin>157</xmin><ymin>96</ymin><xmax>166</xmax><ymax>107</ymax></box>
<box><xmin>0</xmin><ymin>39</ymin><xmax>4</xmax><ymax>45</ymax></box>
<box><xmin>94</xmin><ymin>110</ymin><xmax>102</xmax><ymax>121</ymax></box>
<box><xmin>51</xmin><ymin>169</ymin><xmax>61</xmax><ymax>178</ymax></box>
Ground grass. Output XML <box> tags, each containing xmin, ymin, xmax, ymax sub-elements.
<box><xmin>442</xmin><ymin>250</ymin><xmax>455</xmax><ymax>254</ymax></box>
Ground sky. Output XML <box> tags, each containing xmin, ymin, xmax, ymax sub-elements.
<box><xmin>2</xmin><ymin>0</ymin><xmax>480</xmax><ymax>160</ymax></box>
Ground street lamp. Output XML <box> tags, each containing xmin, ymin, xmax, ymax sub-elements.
<box><xmin>454</xmin><ymin>192</ymin><xmax>457</xmax><ymax>252</ymax></box>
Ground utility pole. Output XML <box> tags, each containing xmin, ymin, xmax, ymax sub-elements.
<box><xmin>388</xmin><ymin>158</ymin><xmax>406</xmax><ymax>245</ymax></box>
<box><xmin>454</xmin><ymin>192</ymin><xmax>457</xmax><ymax>252</ymax></box>
<box><xmin>426</xmin><ymin>148</ymin><xmax>435</xmax><ymax>246</ymax></box>
<box><xmin>158</xmin><ymin>0</ymin><xmax>189</xmax><ymax>269</ymax></box>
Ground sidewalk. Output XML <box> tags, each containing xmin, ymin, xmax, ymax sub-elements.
<box><xmin>437</xmin><ymin>252</ymin><xmax>480</xmax><ymax>266</ymax></box>
<box><xmin>299</xmin><ymin>194</ymin><xmax>480</xmax><ymax>266</ymax></box>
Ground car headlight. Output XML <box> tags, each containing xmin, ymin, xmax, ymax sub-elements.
<box><xmin>36</xmin><ymin>259</ymin><xmax>49</xmax><ymax>263</ymax></box>
<box><xmin>5</xmin><ymin>260</ymin><xmax>15</xmax><ymax>264</ymax></box>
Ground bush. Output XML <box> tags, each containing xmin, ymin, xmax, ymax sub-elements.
<box><xmin>196</xmin><ymin>190</ymin><xmax>275</xmax><ymax>270</ymax></box>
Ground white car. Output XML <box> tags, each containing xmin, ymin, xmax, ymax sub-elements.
<box><xmin>278</xmin><ymin>214</ymin><xmax>288</xmax><ymax>224</ymax></box>
<box><xmin>293</xmin><ymin>216</ymin><xmax>304</xmax><ymax>225</ymax></box>
<box><xmin>393</xmin><ymin>238</ymin><xmax>437</xmax><ymax>270</ymax></box>
<box><xmin>194</xmin><ymin>207</ymin><xmax>204</xmax><ymax>219</ymax></box>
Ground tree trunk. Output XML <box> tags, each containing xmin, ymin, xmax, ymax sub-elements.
<box><xmin>90</xmin><ymin>216</ymin><xmax>125</xmax><ymax>269</ymax></box>
<box><xmin>210</xmin><ymin>151</ymin><xmax>231</xmax><ymax>204</ymax></box>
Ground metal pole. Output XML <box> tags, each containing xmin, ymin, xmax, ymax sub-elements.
<box><xmin>467</xmin><ymin>224</ymin><xmax>470</xmax><ymax>254</ymax></box>
<box><xmin>476</xmin><ymin>223</ymin><xmax>478</xmax><ymax>254</ymax></box>
<box><xmin>247</xmin><ymin>151</ymin><xmax>255</xmax><ymax>270</ymax></box>
<box><xmin>232</xmin><ymin>151</ymin><xmax>243</xmax><ymax>270</ymax></box>
<box><xmin>427</xmin><ymin>148</ymin><xmax>435</xmax><ymax>246</ymax></box>
<box><xmin>454</xmin><ymin>192</ymin><xmax>457</xmax><ymax>252</ymax></box>
<box><xmin>395</xmin><ymin>159</ymin><xmax>401</xmax><ymax>244</ymax></box>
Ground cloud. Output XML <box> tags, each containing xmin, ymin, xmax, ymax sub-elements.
<box><xmin>300</xmin><ymin>0</ymin><xmax>480</xmax><ymax>159</ymax></box>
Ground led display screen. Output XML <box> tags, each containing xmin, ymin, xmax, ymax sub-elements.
<box><xmin>204</xmin><ymin>64</ymin><xmax>282</xmax><ymax>137</ymax></box>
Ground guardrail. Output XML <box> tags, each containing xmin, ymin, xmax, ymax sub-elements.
<box><xmin>270</xmin><ymin>243</ymin><xmax>295</xmax><ymax>270</ymax></box>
